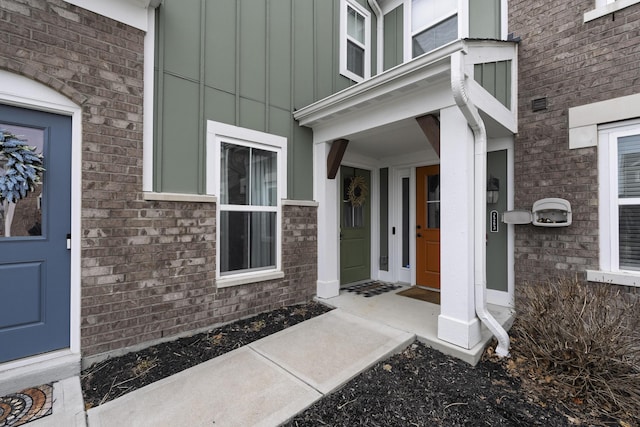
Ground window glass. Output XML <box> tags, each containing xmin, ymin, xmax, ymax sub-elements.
<box><xmin>426</xmin><ymin>174</ymin><xmax>440</xmax><ymax>229</ymax></box>
<box><xmin>347</xmin><ymin>6</ymin><xmax>365</xmax><ymax>44</ymax></box>
<box><xmin>0</xmin><ymin>124</ymin><xmax>44</xmax><ymax>238</ymax></box>
<box><xmin>411</xmin><ymin>0</ymin><xmax>457</xmax><ymax>32</ymax></box>
<box><xmin>413</xmin><ymin>15</ymin><xmax>458</xmax><ymax>57</ymax></box>
<box><xmin>402</xmin><ymin>177</ymin><xmax>410</xmax><ymax>268</ymax></box>
<box><xmin>347</xmin><ymin>41</ymin><xmax>365</xmax><ymax>77</ymax></box>
<box><xmin>619</xmin><ymin>205</ymin><xmax>640</xmax><ymax>271</ymax></box>
<box><xmin>220</xmin><ymin>211</ymin><xmax>276</xmax><ymax>273</ymax></box>
<box><xmin>618</xmin><ymin>135</ymin><xmax>640</xmax><ymax>198</ymax></box>
<box><xmin>219</xmin><ymin>141</ymin><xmax>278</xmax><ymax>275</ymax></box>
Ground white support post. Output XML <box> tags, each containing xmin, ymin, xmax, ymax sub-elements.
<box><xmin>314</xmin><ymin>141</ymin><xmax>341</xmax><ymax>298</ymax></box>
<box><xmin>437</xmin><ymin>106</ymin><xmax>482</xmax><ymax>349</ymax></box>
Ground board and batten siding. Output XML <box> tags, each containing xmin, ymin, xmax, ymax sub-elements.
<box><xmin>383</xmin><ymin>4</ymin><xmax>404</xmax><ymax>71</ymax></box>
<box><xmin>154</xmin><ymin>0</ymin><xmax>378</xmax><ymax>199</ymax></box>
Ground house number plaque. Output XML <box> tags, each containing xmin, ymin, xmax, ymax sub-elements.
<box><xmin>490</xmin><ymin>210</ymin><xmax>499</xmax><ymax>233</ymax></box>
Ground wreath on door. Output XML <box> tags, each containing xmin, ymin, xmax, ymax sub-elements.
<box><xmin>347</xmin><ymin>175</ymin><xmax>368</xmax><ymax>207</ymax></box>
<box><xmin>0</xmin><ymin>129</ymin><xmax>45</xmax><ymax>204</ymax></box>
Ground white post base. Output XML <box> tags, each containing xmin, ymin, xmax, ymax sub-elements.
<box><xmin>437</xmin><ymin>313</ymin><xmax>482</xmax><ymax>350</ymax></box>
<box><xmin>316</xmin><ymin>280</ymin><xmax>340</xmax><ymax>299</ymax></box>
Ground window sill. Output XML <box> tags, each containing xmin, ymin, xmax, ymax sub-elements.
<box><xmin>143</xmin><ymin>192</ymin><xmax>217</xmax><ymax>203</ymax></box>
<box><xmin>216</xmin><ymin>270</ymin><xmax>285</xmax><ymax>288</ymax></box>
<box><xmin>586</xmin><ymin>270</ymin><xmax>640</xmax><ymax>287</ymax></box>
<box><xmin>584</xmin><ymin>0</ymin><xmax>640</xmax><ymax>22</ymax></box>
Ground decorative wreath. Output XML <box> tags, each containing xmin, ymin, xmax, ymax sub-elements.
<box><xmin>0</xmin><ymin>129</ymin><xmax>45</xmax><ymax>204</ymax></box>
<box><xmin>347</xmin><ymin>175</ymin><xmax>368</xmax><ymax>207</ymax></box>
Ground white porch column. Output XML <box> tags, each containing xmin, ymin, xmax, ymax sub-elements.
<box><xmin>313</xmin><ymin>141</ymin><xmax>340</xmax><ymax>298</ymax></box>
<box><xmin>437</xmin><ymin>106</ymin><xmax>482</xmax><ymax>349</ymax></box>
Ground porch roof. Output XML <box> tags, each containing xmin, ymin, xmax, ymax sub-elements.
<box><xmin>293</xmin><ymin>39</ymin><xmax>518</xmax><ymax>147</ymax></box>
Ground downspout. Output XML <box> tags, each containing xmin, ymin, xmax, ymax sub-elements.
<box><xmin>451</xmin><ymin>50</ymin><xmax>510</xmax><ymax>357</ymax></box>
<box><xmin>367</xmin><ymin>0</ymin><xmax>383</xmax><ymax>75</ymax></box>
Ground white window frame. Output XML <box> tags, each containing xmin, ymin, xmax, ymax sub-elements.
<box><xmin>340</xmin><ymin>0</ymin><xmax>371</xmax><ymax>82</ymax></box>
<box><xmin>403</xmin><ymin>0</ymin><xmax>459</xmax><ymax>62</ymax></box>
<box><xmin>584</xmin><ymin>0</ymin><xmax>640</xmax><ymax>22</ymax></box>
<box><xmin>589</xmin><ymin>119</ymin><xmax>640</xmax><ymax>287</ymax></box>
<box><xmin>206</xmin><ymin>121</ymin><xmax>287</xmax><ymax>288</ymax></box>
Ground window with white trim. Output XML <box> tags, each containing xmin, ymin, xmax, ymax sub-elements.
<box><xmin>206</xmin><ymin>121</ymin><xmax>287</xmax><ymax>284</ymax></box>
<box><xmin>411</xmin><ymin>0</ymin><xmax>458</xmax><ymax>58</ymax></box>
<box><xmin>340</xmin><ymin>0</ymin><xmax>371</xmax><ymax>81</ymax></box>
<box><xmin>584</xmin><ymin>0</ymin><xmax>640</xmax><ymax>22</ymax></box>
<box><xmin>598</xmin><ymin>120</ymin><xmax>640</xmax><ymax>273</ymax></box>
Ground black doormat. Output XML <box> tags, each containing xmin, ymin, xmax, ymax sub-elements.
<box><xmin>343</xmin><ymin>281</ymin><xmax>401</xmax><ymax>297</ymax></box>
<box><xmin>0</xmin><ymin>383</ymin><xmax>53</xmax><ymax>426</ymax></box>
<box><xmin>397</xmin><ymin>286</ymin><xmax>441</xmax><ymax>305</ymax></box>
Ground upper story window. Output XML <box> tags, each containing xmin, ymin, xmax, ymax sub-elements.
<box><xmin>598</xmin><ymin>120</ymin><xmax>640</xmax><ymax>273</ymax></box>
<box><xmin>411</xmin><ymin>0</ymin><xmax>458</xmax><ymax>58</ymax></box>
<box><xmin>584</xmin><ymin>0</ymin><xmax>640</xmax><ymax>22</ymax></box>
<box><xmin>340</xmin><ymin>0</ymin><xmax>371</xmax><ymax>82</ymax></box>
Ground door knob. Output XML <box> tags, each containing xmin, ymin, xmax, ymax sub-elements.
<box><xmin>417</xmin><ymin>233</ymin><xmax>422</xmax><ymax>238</ymax></box>
<box><xmin>416</xmin><ymin>225</ymin><xmax>422</xmax><ymax>229</ymax></box>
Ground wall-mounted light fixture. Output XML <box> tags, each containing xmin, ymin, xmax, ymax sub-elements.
<box><xmin>487</xmin><ymin>175</ymin><xmax>500</xmax><ymax>204</ymax></box>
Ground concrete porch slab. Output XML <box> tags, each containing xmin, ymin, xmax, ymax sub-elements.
<box><xmin>321</xmin><ymin>287</ymin><xmax>515</xmax><ymax>365</ymax></box>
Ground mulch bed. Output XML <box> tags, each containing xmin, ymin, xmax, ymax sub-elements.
<box><xmin>81</xmin><ymin>301</ymin><xmax>332</xmax><ymax>409</ymax></box>
<box><xmin>284</xmin><ymin>342</ymin><xmax>572</xmax><ymax>427</ymax></box>
<box><xmin>81</xmin><ymin>302</ymin><xmax>616</xmax><ymax>426</ymax></box>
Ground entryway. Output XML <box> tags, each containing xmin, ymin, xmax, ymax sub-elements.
<box><xmin>0</xmin><ymin>104</ymin><xmax>72</xmax><ymax>363</ymax></box>
<box><xmin>416</xmin><ymin>165</ymin><xmax>440</xmax><ymax>288</ymax></box>
<box><xmin>340</xmin><ymin>166</ymin><xmax>371</xmax><ymax>285</ymax></box>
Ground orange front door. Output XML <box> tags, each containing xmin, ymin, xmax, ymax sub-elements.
<box><xmin>416</xmin><ymin>165</ymin><xmax>440</xmax><ymax>288</ymax></box>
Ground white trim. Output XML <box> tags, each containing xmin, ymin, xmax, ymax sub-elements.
<box><xmin>584</xmin><ymin>0</ymin><xmax>640</xmax><ymax>22</ymax></box>
<box><xmin>568</xmin><ymin>93</ymin><xmax>640</xmax><ymax>149</ymax></box>
<box><xmin>143</xmin><ymin>192</ymin><xmax>217</xmax><ymax>203</ymax></box>
<box><xmin>0</xmin><ymin>70</ymin><xmax>82</xmax><ymax>369</ymax></box>
<box><xmin>281</xmin><ymin>199</ymin><xmax>318</xmax><ymax>207</ymax></box>
<box><xmin>62</xmin><ymin>0</ymin><xmax>155</xmax><ymax>31</ymax></box>
<box><xmin>216</xmin><ymin>271</ymin><xmax>285</xmax><ymax>288</ymax></box>
<box><xmin>206</xmin><ymin>121</ymin><xmax>287</xmax><ymax>285</ymax></box>
<box><xmin>596</xmin><ymin>121</ymin><xmax>640</xmax><ymax>276</ymax></box>
<box><xmin>340</xmin><ymin>0</ymin><xmax>372</xmax><ymax>82</ymax></box>
<box><xmin>142</xmin><ymin>9</ymin><xmax>156</xmax><ymax>192</ymax></box>
<box><xmin>586</xmin><ymin>270</ymin><xmax>640</xmax><ymax>287</ymax></box>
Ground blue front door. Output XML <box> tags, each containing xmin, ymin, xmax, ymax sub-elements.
<box><xmin>0</xmin><ymin>104</ymin><xmax>72</xmax><ymax>363</ymax></box>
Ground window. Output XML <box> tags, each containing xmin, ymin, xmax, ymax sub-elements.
<box><xmin>411</xmin><ymin>0</ymin><xmax>458</xmax><ymax>58</ymax></box>
<box><xmin>207</xmin><ymin>121</ymin><xmax>287</xmax><ymax>286</ymax></box>
<box><xmin>597</xmin><ymin>121</ymin><xmax>640</xmax><ymax>274</ymax></box>
<box><xmin>340</xmin><ymin>0</ymin><xmax>371</xmax><ymax>81</ymax></box>
<box><xmin>584</xmin><ymin>0</ymin><xmax>640</xmax><ymax>22</ymax></box>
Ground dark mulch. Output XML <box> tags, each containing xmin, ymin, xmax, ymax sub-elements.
<box><xmin>81</xmin><ymin>301</ymin><xmax>332</xmax><ymax>409</ymax></box>
<box><xmin>81</xmin><ymin>302</ymin><xmax>611</xmax><ymax>426</ymax></box>
<box><xmin>284</xmin><ymin>342</ymin><xmax>573</xmax><ymax>427</ymax></box>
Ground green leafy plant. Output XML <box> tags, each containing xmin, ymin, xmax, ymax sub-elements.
<box><xmin>0</xmin><ymin>129</ymin><xmax>45</xmax><ymax>204</ymax></box>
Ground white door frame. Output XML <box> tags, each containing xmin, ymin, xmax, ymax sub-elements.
<box><xmin>0</xmin><ymin>71</ymin><xmax>82</xmax><ymax>379</ymax></box>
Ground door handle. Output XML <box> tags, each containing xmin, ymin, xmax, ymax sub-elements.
<box><xmin>66</xmin><ymin>233</ymin><xmax>71</xmax><ymax>250</ymax></box>
<box><xmin>416</xmin><ymin>233</ymin><xmax>422</xmax><ymax>238</ymax></box>
<box><xmin>416</xmin><ymin>225</ymin><xmax>422</xmax><ymax>229</ymax></box>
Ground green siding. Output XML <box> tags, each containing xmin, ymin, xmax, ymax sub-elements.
<box><xmin>469</xmin><ymin>0</ymin><xmax>501</xmax><ymax>39</ymax></box>
<box><xmin>154</xmin><ymin>0</ymin><xmax>376</xmax><ymax>198</ymax></box>
<box><xmin>383</xmin><ymin>5</ymin><xmax>404</xmax><ymax>71</ymax></box>
<box><xmin>474</xmin><ymin>61</ymin><xmax>511</xmax><ymax>109</ymax></box>
<box><xmin>486</xmin><ymin>150</ymin><xmax>508</xmax><ymax>292</ymax></box>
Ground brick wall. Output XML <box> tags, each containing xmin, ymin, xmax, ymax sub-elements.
<box><xmin>509</xmin><ymin>1</ymin><xmax>640</xmax><ymax>286</ymax></box>
<box><xmin>0</xmin><ymin>1</ymin><xmax>317</xmax><ymax>360</ymax></box>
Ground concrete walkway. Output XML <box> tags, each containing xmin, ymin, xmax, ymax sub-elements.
<box><xmin>73</xmin><ymin>309</ymin><xmax>414</xmax><ymax>427</ymax></box>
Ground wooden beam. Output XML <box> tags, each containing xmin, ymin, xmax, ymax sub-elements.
<box><xmin>416</xmin><ymin>114</ymin><xmax>440</xmax><ymax>158</ymax></box>
<box><xmin>327</xmin><ymin>138</ymin><xmax>349</xmax><ymax>179</ymax></box>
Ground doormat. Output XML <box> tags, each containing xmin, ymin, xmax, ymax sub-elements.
<box><xmin>397</xmin><ymin>287</ymin><xmax>441</xmax><ymax>305</ymax></box>
<box><xmin>343</xmin><ymin>281</ymin><xmax>401</xmax><ymax>297</ymax></box>
<box><xmin>0</xmin><ymin>384</ymin><xmax>53</xmax><ymax>427</ymax></box>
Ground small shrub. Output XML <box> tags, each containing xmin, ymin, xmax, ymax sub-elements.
<box><xmin>512</xmin><ymin>276</ymin><xmax>640</xmax><ymax>423</ymax></box>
